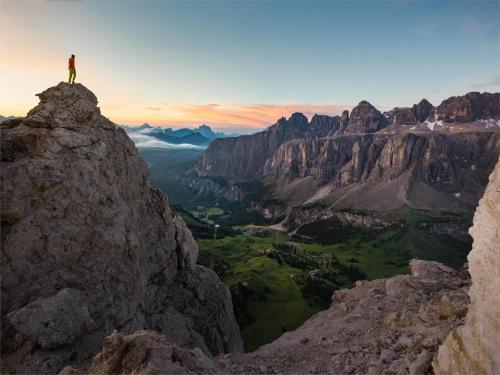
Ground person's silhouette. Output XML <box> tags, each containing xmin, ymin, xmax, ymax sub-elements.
<box><xmin>68</xmin><ymin>54</ymin><xmax>76</xmax><ymax>84</ymax></box>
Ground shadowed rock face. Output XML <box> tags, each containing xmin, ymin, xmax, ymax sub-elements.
<box><xmin>309</xmin><ymin>114</ymin><xmax>341</xmax><ymax>137</ymax></box>
<box><xmin>0</xmin><ymin>83</ymin><xmax>242</xmax><ymax>374</ymax></box>
<box><xmin>196</xmin><ymin>112</ymin><xmax>319</xmax><ymax>181</ymax></box>
<box><xmin>412</xmin><ymin>99</ymin><xmax>434</xmax><ymax>122</ymax></box>
<box><xmin>434</xmin><ymin>159</ymin><xmax>500</xmax><ymax>375</ymax></box>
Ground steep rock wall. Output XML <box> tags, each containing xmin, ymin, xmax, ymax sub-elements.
<box><xmin>263</xmin><ymin>132</ymin><xmax>499</xmax><ymax>212</ymax></box>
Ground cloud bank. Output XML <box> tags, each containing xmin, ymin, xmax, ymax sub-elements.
<box><xmin>128</xmin><ymin>133</ymin><xmax>206</xmax><ymax>149</ymax></box>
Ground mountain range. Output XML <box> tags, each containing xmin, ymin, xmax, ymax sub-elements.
<box><xmin>0</xmin><ymin>115</ymin><xmax>19</xmax><ymax>123</ymax></box>
<box><xmin>121</xmin><ymin>123</ymin><xmax>226</xmax><ymax>147</ymax></box>
<box><xmin>189</xmin><ymin>91</ymin><xmax>499</xmax><ymax>235</ymax></box>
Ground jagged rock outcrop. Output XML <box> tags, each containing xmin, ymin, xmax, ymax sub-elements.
<box><xmin>384</xmin><ymin>100</ymin><xmax>434</xmax><ymax>127</ymax></box>
<box><xmin>76</xmin><ymin>259</ymin><xmax>471</xmax><ymax>374</ymax></box>
<box><xmin>412</xmin><ymin>99</ymin><xmax>434</xmax><ymax>123</ymax></box>
<box><xmin>308</xmin><ymin>114</ymin><xmax>341</xmax><ymax>137</ymax></box>
<box><xmin>433</xmin><ymin>159</ymin><xmax>500</xmax><ymax>375</ymax></box>
<box><xmin>386</xmin><ymin>107</ymin><xmax>418</xmax><ymax>126</ymax></box>
<box><xmin>0</xmin><ymin>83</ymin><xmax>242</xmax><ymax>374</ymax></box>
<box><xmin>330</xmin><ymin>109</ymin><xmax>350</xmax><ymax>135</ymax></box>
<box><xmin>344</xmin><ymin>100</ymin><xmax>388</xmax><ymax>133</ymax></box>
<box><xmin>284</xmin><ymin>206</ymin><xmax>392</xmax><ymax>232</ymax></box>
<box><xmin>435</xmin><ymin>92</ymin><xmax>499</xmax><ymax>123</ymax></box>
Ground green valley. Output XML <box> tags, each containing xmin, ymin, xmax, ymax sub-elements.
<box><xmin>183</xmin><ymin>205</ymin><xmax>472</xmax><ymax>351</ymax></box>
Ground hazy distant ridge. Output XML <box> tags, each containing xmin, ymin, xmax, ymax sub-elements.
<box><xmin>120</xmin><ymin>123</ymin><xmax>226</xmax><ymax>148</ymax></box>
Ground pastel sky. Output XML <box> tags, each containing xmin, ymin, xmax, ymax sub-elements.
<box><xmin>1</xmin><ymin>0</ymin><xmax>499</xmax><ymax>131</ymax></box>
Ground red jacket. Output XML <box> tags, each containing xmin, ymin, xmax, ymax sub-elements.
<box><xmin>68</xmin><ymin>57</ymin><xmax>75</xmax><ymax>69</ymax></box>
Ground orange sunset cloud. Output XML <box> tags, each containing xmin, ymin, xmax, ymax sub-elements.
<box><xmin>112</xmin><ymin>103</ymin><xmax>354</xmax><ymax>130</ymax></box>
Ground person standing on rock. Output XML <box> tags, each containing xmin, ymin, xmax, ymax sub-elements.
<box><xmin>68</xmin><ymin>54</ymin><xmax>76</xmax><ymax>84</ymax></box>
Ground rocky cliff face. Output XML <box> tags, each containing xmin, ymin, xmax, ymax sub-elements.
<box><xmin>264</xmin><ymin>132</ymin><xmax>499</xmax><ymax>213</ymax></box>
<box><xmin>196</xmin><ymin>112</ymin><xmax>328</xmax><ymax>181</ymax></box>
<box><xmin>0</xmin><ymin>83</ymin><xmax>242</xmax><ymax>374</ymax></box>
<box><xmin>195</xmin><ymin>99</ymin><xmax>388</xmax><ymax>182</ymax></box>
<box><xmin>433</xmin><ymin>159</ymin><xmax>500</xmax><ymax>375</ymax></box>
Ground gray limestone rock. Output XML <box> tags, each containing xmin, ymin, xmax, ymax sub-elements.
<box><xmin>7</xmin><ymin>289</ymin><xmax>94</xmax><ymax>349</ymax></box>
<box><xmin>434</xmin><ymin>158</ymin><xmax>500</xmax><ymax>375</ymax></box>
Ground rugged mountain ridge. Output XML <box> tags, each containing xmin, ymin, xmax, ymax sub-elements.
<box><xmin>434</xmin><ymin>92</ymin><xmax>500</xmax><ymax>123</ymax></box>
<box><xmin>122</xmin><ymin>123</ymin><xmax>225</xmax><ymax>147</ymax></box>
<box><xmin>0</xmin><ymin>83</ymin><xmax>242</xmax><ymax>374</ymax></box>
<box><xmin>194</xmin><ymin>92</ymin><xmax>499</xmax><ymax>228</ymax></box>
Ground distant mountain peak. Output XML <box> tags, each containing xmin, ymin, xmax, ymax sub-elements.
<box><xmin>412</xmin><ymin>99</ymin><xmax>433</xmax><ymax>122</ymax></box>
<box><xmin>435</xmin><ymin>92</ymin><xmax>499</xmax><ymax>123</ymax></box>
<box><xmin>288</xmin><ymin>113</ymin><xmax>308</xmax><ymax>126</ymax></box>
<box><xmin>348</xmin><ymin>100</ymin><xmax>387</xmax><ymax>133</ymax></box>
<box><xmin>357</xmin><ymin>100</ymin><xmax>373</xmax><ymax>106</ymax></box>
<box><xmin>193</xmin><ymin>124</ymin><xmax>224</xmax><ymax>139</ymax></box>
<box><xmin>417</xmin><ymin>98</ymin><xmax>432</xmax><ymax>106</ymax></box>
<box><xmin>137</xmin><ymin>123</ymin><xmax>153</xmax><ymax>130</ymax></box>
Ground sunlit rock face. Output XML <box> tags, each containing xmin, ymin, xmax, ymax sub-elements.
<box><xmin>0</xmin><ymin>82</ymin><xmax>242</xmax><ymax>374</ymax></box>
<box><xmin>433</xmin><ymin>158</ymin><xmax>500</xmax><ymax>375</ymax></box>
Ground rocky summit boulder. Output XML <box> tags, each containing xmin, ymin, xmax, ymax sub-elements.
<box><xmin>0</xmin><ymin>82</ymin><xmax>242</xmax><ymax>374</ymax></box>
